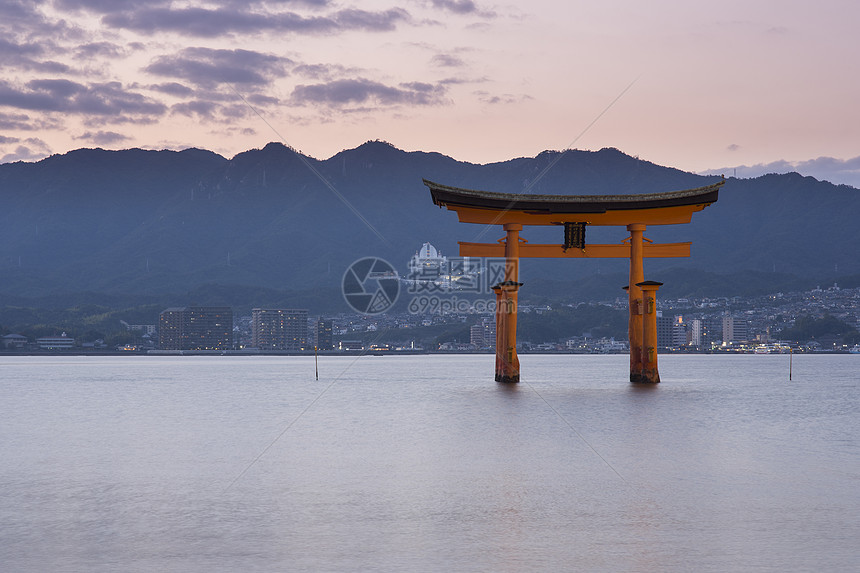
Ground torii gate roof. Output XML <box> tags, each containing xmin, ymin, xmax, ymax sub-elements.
<box><xmin>425</xmin><ymin>178</ymin><xmax>722</xmax><ymax>226</ymax></box>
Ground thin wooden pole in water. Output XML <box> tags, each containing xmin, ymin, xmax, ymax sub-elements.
<box><xmin>789</xmin><ymin>348</ymin><xmax>792</xmax><ymax>381</ymax></box>
<box><xmin>315</xmin><ymin>345</ymin><xmax>319</xmax><ymax>380</ymax></box>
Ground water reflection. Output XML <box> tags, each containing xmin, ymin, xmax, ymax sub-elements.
<box><xmin>495</xmin><ymin>380</ymin><xmax>523</xmax><ymax>396</ymax></box>
<box><xmin>627</xmin><ymin>381</ymin><xmax>661</xmax><ymax>396</ymax></box>
<box><xmin>0</xmin><ymin>355</ymin><xmax>857</xmax><ymax>573</ymax></box>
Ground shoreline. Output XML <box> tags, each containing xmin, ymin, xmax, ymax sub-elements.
<box><xmin>1</xmin><ymin>349</ymin><xmax>855</xmax><ymax>357</ymax></box>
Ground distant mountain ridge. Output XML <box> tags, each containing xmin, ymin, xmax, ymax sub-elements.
<box><xmin>1</xmin><ymin>141</ymin><xmax>858</xmax><ymax>308</ymax></box>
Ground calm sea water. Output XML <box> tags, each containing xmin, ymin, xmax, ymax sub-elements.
<box><xmin>1</xmin><ymin>354</ymin><xmax>858</xmax><ymax>572</ymax></box>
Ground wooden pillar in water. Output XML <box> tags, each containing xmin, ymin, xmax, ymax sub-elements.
<box><xmin>637</xmin><ymin>281</ymin><xmax>663</xmax><ymax>384</ymax></box>
<box><xmin>627</xmin><ymin>224</ymin><xmax>646</xmax><ymax>383</ymax></box>
<box><xmin>491</xmin><ymin>283</ymin><xmax>510</xmax><ymax>381</ymax></box>
<box><xmin>494</xmin><ymin>223</ymin><xmax>522</xmax><ymax>383</ymax></box>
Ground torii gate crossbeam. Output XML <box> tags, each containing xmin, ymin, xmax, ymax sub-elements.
<box><xmin>424</xmin><ymin>178</ymin><xmax>722</xmax><ymax>384</ymax></box>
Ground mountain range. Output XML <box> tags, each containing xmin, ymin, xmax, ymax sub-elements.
<box><xmin>1</xmin><ymin>141</ymin><xmax>858</xmax><ymax>312</ymax></box>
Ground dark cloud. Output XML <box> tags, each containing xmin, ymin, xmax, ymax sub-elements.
<box><xmin>0</xmin><ymin>111</ymin><xmax>62</xmax><ymax>131</ymax></box>
<box><xmin>27</xmin><ymin>79</ymin><xmax>81</xmax><ymax>99</ymax></box>
<box><xmin>0</xmin><ymin>137</ymin><xmax>52</xmax><ymax>163</ymax></box>
<box><xmin>74</xmin><ymin>42</ymin><xmax>126</xmax><ymax>60</ymax></box>
<box><xmin>292</xmin><ymin>63</ymin><xmax>354</xmax><ymax>80</ymax></box>
<box><xmin>430</xmin><ymin>54</ymin><xmax>465</xmax><ymax>67</ymax></box>
<box><xmin>170</xmin><ymin>100</ymin><xmax>221</xmax><ymax>119</ymax></box>
<box><xmin>82</xmin><ymin>114</ymin><xmax>159</xmax><ymax>127</ymax></box>
<box><xmin>0</xmin><ymin>37</ymin><xmax>70</xmax><ymax>73</ymax></box>
<box><xmin>2</xmin><ymin>0</ymin><xmax>86</xmax><ymax>43</ymax></box>
<box><xmin>1</xmin><ymin>146</ymin><xmax>39</xmax><ymax>163</ymax></box>
<box><xmin>170</xmin><ymin>98</ymin><xmax>261</xmax><ymax>122</ymax></box>
<box><xmin>53</xmin><ymin>0</ymin><xmax>169</xmax><ymax>13</ymax></box>
<box><xmin>0</xmin><ymin>79</ymin><xmax>167</xmax><ymax>117</ymax></box>
<box><xmin>1</xmin><ymin>0</ymin><xmax>52</xmax><ymax>30</ymax></box>
<box><xmin>54</xmin><ymin>0</ymin><xmax>329</xmax><ymax>12</ymax></box>
<box><xmin>96</xmin><ymin>5</ymin><xmax>409</xmax><ymax>38</ymax></box>
<box><xmin>0</xmin><ymin>36</ymin><xmax>42</xmax><ymax>59</ymax></box>
<box><xmin>438</xmin><ymin>76</ymin><xmax>487</xmax><ymax>85</ymax></box>
<box><xmin>28</xmin><ymin>60</ymin><xmax>72</xmax><ymax>73</ymax></box>
<box><xmin>0</xmin><ymin>135</ymin><xmax>20</xmax><ymax>144</ymax></box>
<box><xmin>247</xmin><ymin>93</ymin><xmax>280</xmax><ymax>106</ymax></box>
<box><xmin>221</xmin><ymin>125</ymin><xmax>259</xmax><ymax>138</ymax></box>
<box><xmin>429</xmin><ymin>0</ymin><xmax>495</xmax><ymax>17</ymax></box>
<box><xmin>1</xmin><ymin>0</ymin><xmax>41</xmax><ymax>18</ymax></box>
<box><xmin>430</xmin><ymin>0</ymin><xmax>478</xmax><ymax>14</ymax></box>
<box><xmin>144</xmin><ymin>48</ymin><xmax>292</xmax><ymax>89</ymax></box>
<box><xmin>291</xmin><ymin>78</ymin><xmax>447</xmax><ymax>106</ymax></box>
<box><xmin>103</xmin><ymin>7</ymin><xmax>303</xmax><ymax>38</ymax></box>
<box><xmin>727</xmin><ymin>143</ymin><xmax>740</xmax><ymax>151</ymax></box>
<box><xmin>220</xmin><ymin>104</ymin><xmax>252</xmax><ymax>119</ymax></box>
<box><xmin>237</xmin><ymin>0</ymin><xmax>331</xmax><ymax>7</ymax></box>
<box><xmin>73</xmin><ymin>130</ymin><xmax>132</xmax><ymax>145</ymax></box>
<box><xmin>474</xmin><ymin>90</ymin><xmax>532</xmax><ymax>104</ymax></box>
<box><xmin>792</xmin><ymin>156</ymin><xmax>860</xmax><ymax>188</ymax></box>
<box><xmin>798</xmin><ymin>156</ymin><xmax>860</xmax><ymax>171</ymax></box>
<box><xmin>293</xmin><ymin>64</ymin><xmax>330</xmax><ymax>79</ymax></box>
<box><xmin>149</xmin><ymin>82</ymin><xmax>195</xmax><ymax>97</ymax></box>
<box><xmin>707</xmin><ymin>156</ymin><xmax>860</xmax><ymax>188</ymax></box>
<box><xmin>332</xmin><ymin>8</ymin><xmax>411</xmax><ymax>32</ymax></box>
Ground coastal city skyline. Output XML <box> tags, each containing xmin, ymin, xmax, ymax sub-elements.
<box><xmin>2</xmin><ymin>1</ymin><xmax>860</xmax><ymax>186</ymax></box>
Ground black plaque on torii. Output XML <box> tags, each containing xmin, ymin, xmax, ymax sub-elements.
<box><xmin>563</xmin><ymin>222</ymin><xmax>586</xmax><ymax>251</ymax></box>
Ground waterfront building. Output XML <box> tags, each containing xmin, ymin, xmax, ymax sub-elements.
<box><xmin>656</xmin><ymin>314</ymin><xmax>689</xmax><ymax>349</ymax></box>
<box><xmin>689</xmin><ymin>319</ymin><xmax>704</xmax><ymax>347</ymax></box>
<box><xmin>408</xmin><ymin>241</ymin><xmax>480</xmax><ymax>292</ymax></box>
<box><xmin>722</xmin><ymin>315</ymin><xmax>750</xmax><ymax>344</ymax></box>
<box><xmin>158</xmin><ymin>308</ymin><xmax>186</xmax><ymax>350</ymax></box>
<box><xmin>408</xmin><ymin>242</ymin><xmax>447</xmax><ymax>278</ymax></box>
<box><xmin>2</xmin><ymin>333</ymin><xmax>28</xmax><ymax>349</ymax></box>
<box><xmin>251</xmin><ymin>308</ymin><xmax>308</xmax><ymax>351</ymax></box>
<box><xmin>121</xmin><ymin>321</ymin><xmax>157</xmax><ymax>336</ymax></box>
<box><xmin>36</xmin><ymin>332</ymin><xmax>75</xmax><ymax>349</ymax></box>
<box><xmin>704</xmin><ymin>315</ymin><xmax>724</xmax><ymax>346</ymax></box>
<box><xmin>477</xmin><ymin>317</ymin><xmax>496</xmax><ymax>350</ymax></box>
<box><xmin>656</xmin><ymin>312</ymin><xmax>673</xmax><ymax>349</ymax></box>
<box><xmin>672</xmin><ymin>315</ymin><xmax>688</xmax><ymax>347</ymax></box>
<box><xmin>158</xmin><ymin>307</ymin><xmax>233</xmax><ymax>350</ymax></box>
<box><xmin>316</xmin><ymin>319</ymin><xmax>333</xmax><ymax>350</ymax></box>
<box><xmin>339</xmin><ymin>340</ymin><xmax>363</xmax><ymax>351</ymax></box>
<box><xmin>470</xmin><ymin>323</ymin><xmax>485</xmax><ymax>348</ymax></box>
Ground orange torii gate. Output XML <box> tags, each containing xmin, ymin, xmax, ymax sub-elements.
<box><xmin>424</xmin><ymin>178</ymin><xmax>722</xmax><ymax>384</ymax></box>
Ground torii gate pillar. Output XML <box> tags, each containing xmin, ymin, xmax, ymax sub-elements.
<box><xmin>638</xmin><ymin>281</ymin><xmax>663</xmax><ymax>384</ymax></box>
<box><xmin>493</xmin><ymin>223</ymin><xmax>522</xmax><ymax>383</ymax></box>
<box><xmin>627</xmin><ymin>224</ymin><xmax>646</xmax><ymax>383</ymax></box>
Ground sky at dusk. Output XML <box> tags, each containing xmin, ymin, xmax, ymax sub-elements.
<box><xmin>2</xmin><ymin>0</ymin><xmax>860</xmax><ymax>186</ymax></box>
